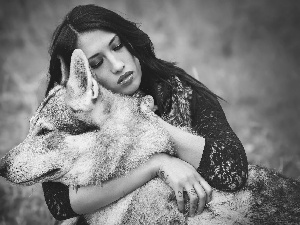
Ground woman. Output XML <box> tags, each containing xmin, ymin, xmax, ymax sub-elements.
<box><xmin>43</xmin><ymin>4</ymin><xmax>248</xmax><ymax>222</ymax></box>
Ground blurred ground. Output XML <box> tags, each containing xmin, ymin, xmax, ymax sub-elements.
<box><xmin>1</xmin><ymin>0</ymin><xmax>300</xmax><ymax>224</ymax></box>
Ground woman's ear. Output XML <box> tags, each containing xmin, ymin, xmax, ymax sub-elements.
<box><xmin>58</xmin><ymin>56</ymin><xmax>69</xmax><ymax>86</ymax></box>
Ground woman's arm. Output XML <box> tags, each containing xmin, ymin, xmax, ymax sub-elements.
<box><xmin>43</xmin><ymin>153</ymin><xmax>210</xmax><ymax>220</ymax></box>
<box><xmin>44</xmin><ymin>155</ymin><xmax>159</xmax><ymax>219</ymax></box>
<box><xmin>190</xmin><ymin>90</ymin><xmax>248</xmax><ymax>191</ymax></box>
<box><xmin>141</xmin><ymin>94</ymin><xmax>205</xmax><ymax>168</ymax></box>
<box><xmin>157</xmin><ymin>117</ymin><xmax>205</xmax><ymax>168</ymax></box>
<box><xmin>156</xmin><ymin>76</ymin><xmax>248</xmax><ymax>192</ymax></box>
<box><xmin>69</xmin><ymin>153</ymin><xmax>158</xmax><ymax>214</ymax></box>
<box><xmin>70</xmin><ymin>153</ymin><xmax>211</xmax><ymax>217</ymax></box>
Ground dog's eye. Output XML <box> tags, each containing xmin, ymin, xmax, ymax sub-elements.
<box><xmin>36</xmin><ymin>127</ymin><xmax>52</xmax><ymax>136</ymax></box>
<box><xmin>33</xmin><ymin>121</ymin><xmax>55</xmax><ymax>137</ymax></box>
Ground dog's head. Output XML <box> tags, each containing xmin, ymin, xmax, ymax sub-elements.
<box><xmin>0</xmin><ymin>49</ymin><xmax>126</xmax><ymax>186</ymax></box>
<box><xmin>0</xmin><ymin>49</ymin><xmax>171</xmax><ymax>187</ymax></box>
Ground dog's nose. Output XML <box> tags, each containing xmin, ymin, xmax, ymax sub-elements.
<box><xmin>0</xmin><ymin>159</ymin><xmax>8</xmax><ymax>178</ymax></box>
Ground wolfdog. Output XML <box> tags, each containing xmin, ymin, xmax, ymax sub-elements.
<box><xmin>0</xmin><ymin>49</ymin><xmax>300</xmax><ymax>225</ymax></box>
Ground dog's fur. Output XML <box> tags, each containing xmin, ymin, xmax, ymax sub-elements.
<box><xmin>1</xmin><ymin>49</ymin><xmax>300</xmax><ymax>224</ymax></box>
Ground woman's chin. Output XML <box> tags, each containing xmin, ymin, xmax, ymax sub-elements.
<box><xmin>120</xmin><ymin>81</ymin><xmax>141</xmax><ymax>96</ymax></box>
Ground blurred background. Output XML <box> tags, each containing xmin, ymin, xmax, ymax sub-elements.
<box><xmin>1</xmin><ymin>0</ymin><xmax>300</xmax><ymax>224</ymax></box>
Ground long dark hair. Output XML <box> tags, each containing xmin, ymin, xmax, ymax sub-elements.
<box><xmin>46</xmin><ymin>4</ymin><xmax>222</xmax><ymax>117</ymax></box>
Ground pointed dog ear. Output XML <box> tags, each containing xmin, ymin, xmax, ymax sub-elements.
<box><xmin>66</xmin><ymin>49</ymin><xmax>99</xmax><ymax>111</ymax></box>
<box><xmin>58</xmin><ymin>56</ymin><xmax>69</xmax><ymax>86</ymax></box>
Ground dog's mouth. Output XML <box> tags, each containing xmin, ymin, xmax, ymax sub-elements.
<box><xmin>18</xmin><ymin>168</ymin><xmax>62</xmax><ymax>185</ymax></box>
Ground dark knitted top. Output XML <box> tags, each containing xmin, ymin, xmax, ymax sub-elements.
<box><xmin>42</xmin><ymin>76</ymin><xmax>248</xmax><ymax>221</ymax></box>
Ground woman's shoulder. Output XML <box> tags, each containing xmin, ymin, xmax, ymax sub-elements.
<box><xmin>158</xmin><ymin>75</ymin><xmax>193</xmax><ymax>127</ymax></box>
<box><xmin>172</xmin><ymin>75</ymin><xmax>225</xmax><ymax>118</ymax></box>
<box><xmin>172</xmin><ymin>75</ymin><xmax>219</xmax><ymax>106</ymax></box>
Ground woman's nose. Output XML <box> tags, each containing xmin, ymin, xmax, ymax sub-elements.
<box><xmin>109</xmin><ymin>56</ymin><xmax>125</xmax><ymax>74</ymax></box>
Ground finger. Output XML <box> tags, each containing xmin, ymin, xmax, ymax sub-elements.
<box><xmin>193</xmin><ymin>182</ymin><xmax>207</xmax><ymax>215</ymax></box>
<box><xmin>185</xmin><ymin>184</ymin><xmax>199</xmax><ymax>217</ymax></box>
<box><xmin>152</xmin><ymin>105</ymin><xmax>158</xmax><ymax>112</ymax></box>
<box><xmin>175</xmin><ymin>188</ymin><xmax>185</xmax><ymax>214</ymax></box>
<box><xmin>197</xmin><ymin>176</ymin><xmax>212</xmax><ymax>203</ymax></box>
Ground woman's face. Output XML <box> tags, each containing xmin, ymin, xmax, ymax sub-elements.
<box><xmin>77</xmin><ymin>30</ymin><xmax>142</xmax><ymax>95</ymax></box>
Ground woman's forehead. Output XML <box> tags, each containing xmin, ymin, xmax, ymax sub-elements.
<box><xmin>77</xmin><ymin>30</ymin><xmax>117</xmax><ymax>59</ymax></box>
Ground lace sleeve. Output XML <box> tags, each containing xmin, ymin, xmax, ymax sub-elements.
<box><xmin>42</xmin><ymin>182</ymin><xmax>79</xmax><ymax>220</ymax></box>
<box><xmin>191</xmin><ymin>90</ymin><xmax>248</xmax><ymax>191</ymax></box>
<box><xmin>159</xmin><ymin>76</ymin><xmax>248</xmax><ymax>191</ymax></box>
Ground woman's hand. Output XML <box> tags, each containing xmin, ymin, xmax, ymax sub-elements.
<box><xmin>153</xmin><ymin>153</ymin><xmax>212</xmax><ymax>217</ymax></box>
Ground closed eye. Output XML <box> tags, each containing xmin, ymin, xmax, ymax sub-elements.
<box><xmin>90</xmin><ymin>58</ymin><xmax>104</xmax><ymax>69</ymax></box>
<box><xmin>113</xmin><ymin>42</ymin><xmax>124</xmax><ymax>51</ymax></box>
<box><xmin>90</xmin><ymin>43</ymin><xmax>124</xmax><ymax>70</ymax></box>
<box><xmin>34</xmin><ymin>121</ymin><xmax>55</xmax><ymax>136</ymax></box>
<box><xmin>36</xmin><ymin>127</ymin><xmax>52</xmax><ymax>136</ymax></box>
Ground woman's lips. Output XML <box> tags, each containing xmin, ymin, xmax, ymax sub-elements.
<box><xmin>117</xmin><ymin>71</ymin><xmax>134</xmax><ymax>85</ymax></box>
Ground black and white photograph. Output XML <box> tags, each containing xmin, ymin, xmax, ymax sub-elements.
<box><xmin>0</xmin><ymin>1</ymin><xmax>300</xmax><ymax>224</ymax></box>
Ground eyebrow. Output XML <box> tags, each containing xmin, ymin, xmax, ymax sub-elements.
<box><xmin>88</xmin><ymin>35</ymin><xmax>118</xmax><ymax>61</ymax></box>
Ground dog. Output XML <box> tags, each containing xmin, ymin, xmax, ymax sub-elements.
<box><xmin>1</xmin><ymin>49</ymin><xmax>300</xmax><ymax>224</ymax></box>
